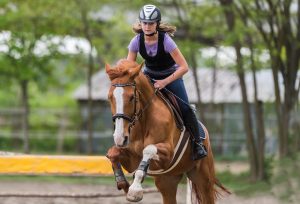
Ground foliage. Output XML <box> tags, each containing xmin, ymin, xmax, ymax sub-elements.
<box><xmin>0</xmin><ymin>137</ymin><xmax>78</xmax><ymax>154</ymax></box>
<box><xmin>271</xmin><ymin>154</ymin><xmax>300</xmax><ymax>202</ymax></box>
<box><xmin>216</xmin><ymin>155</ymin><xmax>298</xmax><ymax>201</ymax></box>
<box><xmin>217</xmin><ymin>171</ymin><xmax>271</xmax><ymax>196</ymax></box>
<box><xmin>0</xmin><ymin>174</ymin><xmax>156</xmax><ymax>186</ymax></box>
<box><xmin>0</xmin><ymin>0</ymin><xmax>298</xmax><ymax>183</ymax></box>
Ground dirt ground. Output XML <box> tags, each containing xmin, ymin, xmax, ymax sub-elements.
<box><xmin>0</xmin><ymin>181</ymin><xmax>282</xmax><ymax>204</ymax></box>
<box><xmin>0</xmin><ymin>161</ymin><xmax>286</xmax><ymax>204</ymax></box>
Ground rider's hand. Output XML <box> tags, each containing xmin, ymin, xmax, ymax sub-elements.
<box><xmin>154</xmin><ymin>79</ymin><xmax>168</xmax><ymax>90</ymax></box>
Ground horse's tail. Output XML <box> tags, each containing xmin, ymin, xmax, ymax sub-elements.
<box><xmin>190</xmin><ymin>178</ymin><xmax>231</xmax><ymax>203</ymax></box>
<box><xmin>214</xmin><ymin>178</ymin><xmax>231</xmax><ymax>196</ymax></box>
<box><xmin>189</xmin><ymin>125</ymin><xmax>231</xmax><ymax>204</ymax></box>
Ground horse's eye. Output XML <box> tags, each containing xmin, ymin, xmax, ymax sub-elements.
<box><xmin>129</xmin><ymin>95</ymin><xmax>135</xmax><ymax>102</ymax></box>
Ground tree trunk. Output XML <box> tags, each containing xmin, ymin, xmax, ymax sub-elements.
<box><xmin>87</xmin><ymin>53</ymin><xmax>94</xmax><ymax>154</ymax></box>
<box><xmin>249</xmin><ymin>38</ymin><xmax>266</xmax><ymax>180</ymax></box>
<box><xmin>252</xmin><ymin>0</ymin><xmax>300</xmax><ymax>158</ymax></box>
<box><xmin>20</xmin><ymin>80</ymin><xmax>30</xmax><ymax>154</ymax></box>
<box><xmin>270</xmin><ymin>58</ymin><xmax>285</xmax><ymax>158</ymax></box>
<box><xmin>210</xmin><ymin>52</ymin><xmax>218</xmax><ymax>104</ymax></box>
<box><xmin>219</xmin><ymin>0</ymin><xmax>259</xmax><ymax>180</ymax></box>
<box><xmin>190</xmin><ymin>51</ymin><xmax>205</xmax><ymax>122</ymax></box>
<box><xmin>77</xmin><ymin>0</ymin><xmax>95</xmax><ymax>154</ymax></box>
<box><xmin>56</xmin><ymin>108</ymin><xmax>67</xmax><ymax>153</ymax></box>
<box><xmin>256</xmin><ymin>100</ymin><xmax>266</xmax><ymax>180</ymax></box>
<box><xmin>236</xmin><ymin>59</ymin><xmax>258</xmax><ymax>181</ymax></box>
<box><xmin>296</xmin><ymin>103</ymin><xmax>300</xmax><ymax>152</ymax></box>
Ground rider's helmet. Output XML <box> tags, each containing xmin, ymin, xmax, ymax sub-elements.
<box><xmin>139</xmin><ymin>4</ymin><xmax>161</xmax><ymax>23</ymax></box>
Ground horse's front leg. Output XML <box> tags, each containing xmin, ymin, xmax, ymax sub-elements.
<box><xmin>106</xmin><ymin>146</ymin><xmax>130</xmax><ymax>193</ymax></box>
<box><xmin>126</xmin><ymin>144</ymin><xmax>162</xmax><ymax>202</ymax></box>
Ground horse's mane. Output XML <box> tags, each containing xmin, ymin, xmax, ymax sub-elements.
<box><xmin>107</xmin><ymin>59</ymin><xmax>139</xmax><ymax>80</ymax></box>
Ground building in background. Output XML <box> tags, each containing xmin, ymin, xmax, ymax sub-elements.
<box><xmin>73</xmin><ymin>68</ymin><xmax>299</xmax><ymax>156</ymax></box>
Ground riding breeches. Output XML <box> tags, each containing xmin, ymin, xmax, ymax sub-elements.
<box><xmin>144</xmin><ymin>70</ymin><xmax>193</xmax><ymax>124</ymax></box>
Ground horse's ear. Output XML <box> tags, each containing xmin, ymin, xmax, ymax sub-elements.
<box><xmin>105</xmin><ymin>63</ymin><xmax>111</xmax><ymax>73</ymax></box>
<box><xmin>129</xmin><ymin>62</ymin><xmax>144</xmax><ymax>79</ymax></box>
<box><xmin>128</xmin><ymin>63</ymin><xmax>144</xmax><ymax>78</ymax></box>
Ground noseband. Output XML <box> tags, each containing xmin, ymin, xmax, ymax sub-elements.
<box><xmin>111</xmin><ymin>81</ymin><xmax>158</xmax><ymax>133</ymax></box>
<box><xmin>111</xmin><ymin>82</ymin><xmax>138</xmax><ymax>126</ymax></box>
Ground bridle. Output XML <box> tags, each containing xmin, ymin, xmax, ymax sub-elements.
<box><xmin>111</xmin><ymin>80</ymin><xmax>158</xmax><ymax>133</ymax></box>
<box><xmin>112</xmin><ymin>82</ymin><xmax>138</xmax><ymax>126</ymax></box>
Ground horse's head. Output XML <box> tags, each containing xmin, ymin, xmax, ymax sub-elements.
<box><xmin>106</xmin><ymin>59</ymin><xmax>143</xmax><ymax>147</ymax></box>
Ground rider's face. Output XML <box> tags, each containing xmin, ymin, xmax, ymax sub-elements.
<box><xmin>141</xmin><ymin>21</ymin><xmax>157</xmax><ymax>35</ymax></box>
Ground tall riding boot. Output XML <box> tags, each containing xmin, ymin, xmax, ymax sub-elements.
<box><xmin>185</xmin><ymin>109</ymin><xmax>207</xmax><ymax>160</ymax></box>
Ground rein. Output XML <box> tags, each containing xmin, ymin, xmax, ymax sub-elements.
<box><xmin>111</xmin><ymin>81</ymin><xmax>158</xmax><ymax>132</ymax></box>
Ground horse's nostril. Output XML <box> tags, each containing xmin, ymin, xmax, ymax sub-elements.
<box><xmin>123</xmin><ymin>136</ymin><xmax>129</xmax><ymax>145</ymax></box>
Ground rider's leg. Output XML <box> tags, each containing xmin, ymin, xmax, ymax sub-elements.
<box><xmin>184</xmin><ymin>108</ymin><xmax>207</xmax><ymax>160</ymax></box>
<box><xmin>165</xmin><ymin>78</ymin><xmax>207</xmax><ymax>160</ymax></box>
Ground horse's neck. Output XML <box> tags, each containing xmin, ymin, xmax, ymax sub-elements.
<box><xmin>129</xmin><ymin>75</ymin><xmax>161</xmax><ymax>143</ymax></box>
<box><xmin>136</xmin><ymin>74</ymin><xmax>156</xmax><ymax>105</ymax></box>
<box><xmin>133</xmin><ymin>74</ymin><xmax>180</xmax><ymax>145</ymax></box>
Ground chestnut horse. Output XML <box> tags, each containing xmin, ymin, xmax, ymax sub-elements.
<box><xmin>106</xmin><ymin>59</ymin><xmax>228</xmax><ymax>204</ymax></box>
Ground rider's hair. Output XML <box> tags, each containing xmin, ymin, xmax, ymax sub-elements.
<box><xmin>132</xmin><ymin>22</ymin><xmax>176</xmax><ymax>37</ymax></box>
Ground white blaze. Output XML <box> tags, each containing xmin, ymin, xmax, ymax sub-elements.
<box><xmin>113</xmin><ymin>87</ymin><xmax>125</xmax><ymax>145</ymax></box>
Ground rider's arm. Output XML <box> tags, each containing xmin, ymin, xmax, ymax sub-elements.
<box><xmin>127</xmin><ymin>35</ymin><xmax>139</xmax><ymax>62</ymax></box>
<box><xmin>167</xmin><ymin>48</ymin><xmax>189</xmax><ymax>83</ymax></box>
<box><xmin>154</xmin><ymin>47</ymin><xmax>189</xmax><ymax>89</ymax></box>
<box><xmin>127</xmin><ymin>50</ymin><xmax>137</xmax><ymax>62</ymax></box>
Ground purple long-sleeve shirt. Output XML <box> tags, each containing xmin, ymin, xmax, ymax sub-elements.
<box><xmin>128</xmin><ymin>33</ymin><xmax>177</xmax><ymax>57</ymax></box>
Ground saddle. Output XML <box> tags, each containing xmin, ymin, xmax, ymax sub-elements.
<box><xmin>157</xmin><ymin>89</ymin><xmax>207</xmax><ymax>141</ymax></box>
<box><xmin>157</xmin><ymin>90</ymin><xmax>184</xmax><ymax>131</ymax></box>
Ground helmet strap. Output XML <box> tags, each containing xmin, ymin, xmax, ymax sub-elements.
<box><xmin>157</xmin><ymin>21</ymin><xmax>160</xmax><ymax>29</ymax></box>
<box><xmin>145</xmin><ymin>31</ymin><xmax>157</xmax><ymax>36</ymax></box>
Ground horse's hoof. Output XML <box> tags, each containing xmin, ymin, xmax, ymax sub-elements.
<box><xmin>117</xmin><ymin>180</ymin><xmax>129</xmax><ymax>193</ymax></box>
<box><xmin>126</xmin><ymin>187</ymin><xmax>143</xmax><ymax>202</ymax></box>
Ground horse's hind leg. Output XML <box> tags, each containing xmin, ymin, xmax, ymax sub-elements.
<box><xmin>154</xmin><ymin>174</ymin><xmax>183</xmax><ymax>204</ymax></box>
<box><xmin>187</xmin><ymin>164</ymin><xmax>216</xmax><ymax>204</ymax></box>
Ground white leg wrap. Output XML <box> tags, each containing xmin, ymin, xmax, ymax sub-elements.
<box><xmin>127</xmin><ymin>145</ymin><xmax>158</xmax><ymax>202</ymax></box>
<box><xmin>142</xmin><ymin>144</ymin><xmax>158</xmax><ymax>161</ymax></box>
<box><xmin>127</xmin><ymin>170</ymin><xmax>144</xmax><ymax>202</ymax></box>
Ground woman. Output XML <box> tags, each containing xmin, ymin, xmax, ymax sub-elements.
<box><xmin>127</xmin><ymin>4</ymin><xmax>207</xmax><ymax>160</ymax></box>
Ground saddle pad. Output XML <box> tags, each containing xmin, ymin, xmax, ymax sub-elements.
<box><xmin>157</xmin><ymin>91</ymin><xmax>184</xmax><ymax>131</ymax></box>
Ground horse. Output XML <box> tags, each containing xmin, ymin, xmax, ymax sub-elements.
<box><xmin>105</xmin><ymin>59</ymin><xmax>229</xmax><ymax>204</ymax></box>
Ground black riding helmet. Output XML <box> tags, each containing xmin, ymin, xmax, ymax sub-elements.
<box><xmin>139</xmin><ymin>4</ymin><xmax>161</xmax><ymax>23</ymax></box>
<box><xmin>139</xmin><ymin>5</ymin><xmax>161</xmax><ymax>36</ymax></box>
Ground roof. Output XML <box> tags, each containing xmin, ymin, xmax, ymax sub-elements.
<box><xmin>73</xmin><ymin>68</ymin><xmax>299</xmax><ymax>103</ymax></box>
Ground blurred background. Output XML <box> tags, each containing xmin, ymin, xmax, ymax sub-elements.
<box><xmin>0</xmin><ymin>0</ymin><xmax>299</xmax><ymax>203</ymax></box>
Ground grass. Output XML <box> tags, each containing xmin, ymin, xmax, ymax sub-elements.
<box><xmin>0</xmin><ymin>171</ymin><xmax>271</xmax><ymax>196</ymax></box>
<box><xmin>0</xmin><ymin>174</ymin><xmax>156</xmax><ymax>186</ymax></box>
<box><xmin>217</xmin><ymin>171</ymin><xmax>272</xmax><ymax>197</ymax></box>
<box><xmin>216</xmin><ymin>156</ymin><xmax>300</xmax><ymax>203</ymax></box>
<box><xmin>1</xmin><ymin>157</ymin><xmax>298</xmax><ymax>202</ymax></box>
<box><xmin>214</xmin><ymin>155</ymin><xmax>249</xmax><ymax>162</ymax></box>
<box><xmin>270</xmin><ymin>155</ymin><xmax>300</xmax><ymax>202</ymax></box>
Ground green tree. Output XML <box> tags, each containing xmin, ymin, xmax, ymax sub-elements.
<box><xmin>0</xmin><ymin>0</ymin><xmax>64</xmax><ymax>153</ymax></box>
<box><xmin>234</xmin><ymin>0</ymin><xmax>300</xmax><ymax>158</ymax></box>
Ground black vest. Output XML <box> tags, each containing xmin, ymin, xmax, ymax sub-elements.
<box><xmin>139</xmin><ymin>31</ymin><xmax>176</xmax><ymax>71</ymax></box>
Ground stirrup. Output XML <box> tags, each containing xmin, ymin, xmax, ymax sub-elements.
<box><xmin>192</xmin><ymin>143</ymin><xmax>207</xmax><ymax>160</ymax></box>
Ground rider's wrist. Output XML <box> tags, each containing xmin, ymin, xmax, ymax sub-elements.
<box><xmin>168</xmin><ymin>73</ymin><xmax>175</xmax><ymax>84</ymax></box>
<box><xmin>166</xmin><ymin>76</ymin><xmax>172</xmax><ymax>85</ymax></box>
